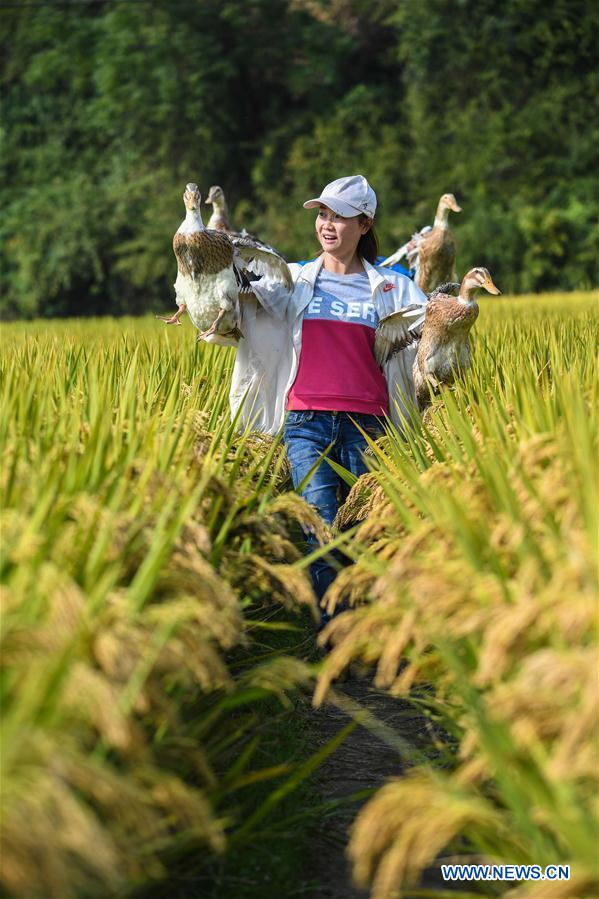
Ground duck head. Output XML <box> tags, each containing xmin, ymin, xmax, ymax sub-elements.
<box><xmin>205</xmin><ymin>185</ymin><xmax>225</xmax><ymax>207</ymax></box>
<box><xmin>459</xmin><ymin>267</ymin><xmax>501</xmax><ymax>300</ymax></box>
<box><xmin>183</xmin><ymin>183</ymin><xmax>202</xmax><ymax>212</ymax></box>
<box><xmin>434</xmin><ymin>193</ymin><xmax>462</xmax><ymax>228</ymax></box>
<box><xmin>440</xmin><ymin>193</ymin><xmax>462</xmax><ymax>213</ymax></box>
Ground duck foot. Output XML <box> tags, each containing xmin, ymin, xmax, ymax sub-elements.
<box><xmin>156</xmin><ymin>303</ymin><xmax>186</xmax><ymax>325</ymax></box>
<box><xmin>156</xmin><ymin>314</ymin><xmax>182</xmax><ymax>325</ymax></box>
<box><xmin>198</xmin><ymin>308</ymin><xmax>227</xmax><ymax>341</ymax></box>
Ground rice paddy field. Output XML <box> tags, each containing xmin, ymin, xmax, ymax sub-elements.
<box><xmin>1</xmin><ymin>290</ymin><xmax>597</xmax><ymax>899</ymax></box>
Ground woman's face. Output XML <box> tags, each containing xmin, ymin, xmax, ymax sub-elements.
<box><xmin>315</xmin><ymin>205</ymin><xmax>371</xmax><ymax>258</ymax></box>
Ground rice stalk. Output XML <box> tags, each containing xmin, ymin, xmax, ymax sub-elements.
<box><xmin>314</xmin><ymin>293</ymin><xmax>598</xmax><ymax>896</ymax></box>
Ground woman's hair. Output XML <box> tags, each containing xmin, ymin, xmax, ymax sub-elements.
<box><xmin>357</xmin><ymin>214</ymin><xmax>379</xmax><ymax>264</ymax></box>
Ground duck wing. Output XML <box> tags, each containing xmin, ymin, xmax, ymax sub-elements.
<box><xmin>229</xmin><ymin>234</ymin><xmax>293</xmax><ymax>290</ymax></box>
<box><xmin>215</xmin><ymin>224</ymin><xmax>259</xmax><ymax>241</ymax></box>
<box><xmin>381</xmin><ymin>240</ymin><xmax>412</xmax><ymax>268</ymax></box>
<box><xmin>381</xmin><ymin>225</ymin><xmax>432</xmax><ymax>268</ymax></box>
<box><xmin>428</xmin><ymin>281</ymin><xmax>460</xmax><ymax>300</ymax></box>
<box><xmin>374</xmin><ymin>304</ymin><xmax>426</xmax><ymax>365</ymax></box>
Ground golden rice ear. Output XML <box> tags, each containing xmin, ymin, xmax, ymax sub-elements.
<box><xmin>484</xmin><ymin>647</ymin><xmax>598</xmax><ymax>783</ymax></box>
<box><xmin>61</xmin><ymin>661</ymin><xmax>138</xmax><ymax>752</ymax></box>
<box><xmin>0</xmin><ymin>759</ymin><xmax>124</xmax><ymax>899</ymax></box>
<box><xmin>243</xmin><ymin>656</ymin><xmax>313</xmax><ymax>707</ymax></box>
<box><xmin>333</xmin><ymin>472</ymin><xmax>382</xmax><ymax>530</ymax></box>
<box><xmin>320</xmin><ymin>552</ymin><xmax>379</xmax><ymax>613</ymax></box>
<box><xmin>269</xmin><ymin>491</ymin><xmax>332</xmax><ymax>545</ymax></box>
<box><xmin>348</xmin><ymin>770</ymin><xmax>507</xmax><ymax>898</ymax></box>
<box><xmin>236</xmin><ymin>554</ymin><xmax>319</xmax><ymax>618</ymax></box>
<box><xmin>147</xmin><ymin>774</ymin><xmax>225</xmax><ymax>851</ymax></box>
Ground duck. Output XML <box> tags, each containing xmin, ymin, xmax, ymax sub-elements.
<box><xmin>205</xmin><ymin>185</ymin><xmax>235</xmax><ymax>233</ymax></box>
<box><xmin>374</xmin><ymin>268</ymin><xmax>500</xmax><ymax>409</ymax></box>
<box><xmin>157</xmin><ymin>183</ymin><xmax>292</xmax><ymax>342</ymax></box>
<box><xmin>205</xmin><ymin>184</ymin><xmax>263</xmax><ymax>243</ymax></box>
<box><xmin>382</xmin><ymin>193</ymin><xmax>462</xmax><ymax>293</ymax></box>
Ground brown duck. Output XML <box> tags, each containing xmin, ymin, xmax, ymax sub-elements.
<box><xmin>374</xmin><ymin>267</ymin><xmax>501</xmax><ymax>409</ymax></box>
<box><xmin>157</xmin><ymin>183</ymin><xmax>291</xmax><ymax>342</ymax></box>
<box><xmin>382</xmin><ymin>193</ymin><xmax>462</xmax><ymax>292</ymax></box>
<box><xmin>205</xmin><ymin>185</ymin><xmax>235</xmax><ymax>233</ymax></box>
<box><xmin>414</xmin><ymin>193</ymin><xmax>462</xmax><ymax>292</ymax></box>
<box><xmin>205</xmin><ymin>184</ymin><xmax>264</xmax><ymax>244</ymax></box>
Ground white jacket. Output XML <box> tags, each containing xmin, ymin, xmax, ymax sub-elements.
<box><xmin>226</xmin><ymin>255</ymin><xmax>427</xmax><ymax>435</ymax></box>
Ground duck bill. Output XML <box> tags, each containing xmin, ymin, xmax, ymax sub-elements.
<box><xmin>450</xmin><ymin>201</ymin><xmax>462</xmax><ymax>212</ymax></box>
<box><xmin>485</xmin><ymin>277</ymin><xmax>501</xmax><ymax>295</ymax></box>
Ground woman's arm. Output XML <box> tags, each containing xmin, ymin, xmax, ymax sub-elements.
<box><xmin>247</xmin><ymin>264</ymin><xmax>300</xmax><ymax>321</ymax></box>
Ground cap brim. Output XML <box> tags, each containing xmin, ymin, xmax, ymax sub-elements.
<box><xmin>303</xmin><ymin>196</ymin><xmax>364</xmax><ymax>218</ymax></box>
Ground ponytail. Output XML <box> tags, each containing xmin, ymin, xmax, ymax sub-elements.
<box><xmin>357</xmin><ymin>214</ymin><xmax>378</xmax><ymax>264</ymax></box>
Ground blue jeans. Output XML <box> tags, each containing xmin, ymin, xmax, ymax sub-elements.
<box><xmin>283</xmin><ymin>410</ymin><xmax>384</xmax><ymax>624</ymax></box>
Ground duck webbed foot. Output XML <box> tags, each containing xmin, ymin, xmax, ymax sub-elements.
<box><xmin>198</xmin><ymin>308</ymin><xmax>227</xmax><ymax>341</ymax></box>
<box><xmin>156</xmin><ymin>303</ymin><xmax>186</xmax><ymax>325</ymax></box>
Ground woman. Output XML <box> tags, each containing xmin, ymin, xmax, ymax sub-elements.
<box><xmin>229</xmin><ymin>176</ymin><xmax>427</xmax><ymax>621</ymax></box>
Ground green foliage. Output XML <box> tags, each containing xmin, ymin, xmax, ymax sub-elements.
<box><xmin>1</xmin><ymin>0</ymin><xmax>597</xmax><ymax>318</ymax></box>
<box><xmin>389</xmin><ymin>0</ymin><xmax>599</xmax><ymax>293</ymax></box>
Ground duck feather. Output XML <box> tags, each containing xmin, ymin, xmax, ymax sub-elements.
<box><xmin>374</xmin><ymin>304</ymin><xmax>425</xmax><ymax>366</ymax></box>
<box><xmin>230</xmin><ymin>234</ymin><xmax>292</xmax><ymax>290</ymax></box>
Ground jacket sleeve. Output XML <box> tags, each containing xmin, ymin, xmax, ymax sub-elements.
<box><xmin>249</xmin><ymin>263</ymin><xmax>301</xmax><ymax>321</ymax></box>
<box><xmin>397</xmin><ymin>275</ymin><xmax>427</xmax><ymax>311</ymax></box>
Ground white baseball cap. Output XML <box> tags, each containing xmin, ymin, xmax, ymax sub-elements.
<box><xmin>303</xmin><ymin>175</ymin><xmax>377</xmax><ymax>218</ymax></box>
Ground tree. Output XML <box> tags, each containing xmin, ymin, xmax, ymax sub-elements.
<box><xmin>1</xmin><ymin>0</ymin><xmax>596</xmax><ymax>319</ymax></box>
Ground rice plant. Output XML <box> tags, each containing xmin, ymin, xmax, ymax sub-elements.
<box><xmin>0</xmin><ymin>318</ymin><xmax>323</xmax><ymax>899</ymax></box>
<box><xmin>315</xmin><ymin>292</ymin><xmax>598</xmax><ymax>897</ymax></box>
<box><xmin>2</xmin><ymin>292</ymin><xmax>597</xmax><ymax>898</ymax></box>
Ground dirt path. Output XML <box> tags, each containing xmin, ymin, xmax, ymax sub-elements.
<box><xmin>304</xmin><ymin>673</ymin><xmax>452</xmax><ymax>898</ymax></box>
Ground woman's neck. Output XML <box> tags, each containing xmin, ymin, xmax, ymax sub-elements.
<box><xmin>322</xmin><ymin>252</ymin><xmax>364</xmax><ymax>275</ymax></box>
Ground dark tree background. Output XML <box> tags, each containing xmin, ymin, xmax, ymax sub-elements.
<box><xmin>1</xmin><ymin>0</ymin><xmax>597</xmax><ymax>319</ymax></box>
